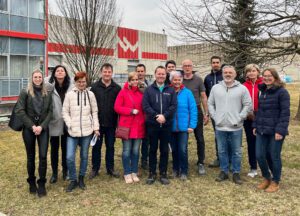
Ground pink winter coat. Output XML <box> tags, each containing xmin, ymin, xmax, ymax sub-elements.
<box><xmin>114</xmin><ymin>82</ymin><xmax>145</xmax><ymax>139</ymax></box>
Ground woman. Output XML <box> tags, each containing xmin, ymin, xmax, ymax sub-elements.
<box><xmin>114</xmin><ymin>72</ymin><xmax>145</xmax><ymax>183</ymax></box>
<box><xmin>253</xmin><ymin>68</ymin><xmax>290</xmax><ymax>193</ymax></box>
<box><xmin>243</xmin><ymin>64</ymin><xmax>263</xmax><ymax>178</ymax></box>
<box><xmin>46</xmin><ymin>65</ymin><xmax>72</xmax><ymax>183</ymax></box>
<box><xmin>15</xmin><ymin>69</ymin><xmax>53</xmax><ymax>197</ymax></box>
<box><xmin>62</xmin><ymin>72</ymin><xmax>99</xmax><ymax>192</ymax></box>
<box><xmin>169</xmin><ymin>71</ymin><xmax>197</xmax><ymax>180</ymax></box>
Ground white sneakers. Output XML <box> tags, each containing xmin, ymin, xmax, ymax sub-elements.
<box><xmin>247</xmin><ymin>169</ymin><xmax>258</xmax><ymax>178</ymax></box>
<box><xmin>124</xmin><ymin>173</ymin><xmax>140</xmax><ymax>183</ymax></box>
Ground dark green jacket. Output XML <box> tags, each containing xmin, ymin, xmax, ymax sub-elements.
<box><xmin>15</xmin><ymin>89</ymin><xmax>53</xmax><ymax>130</ymax></box>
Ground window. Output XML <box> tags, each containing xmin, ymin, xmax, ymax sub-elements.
<box><xmin>10</xmin><ymin>55</ymin><xmax>28</xmax><ymax>78</ymax></box>
<box><xmin>0</xmin><ymin>13</ymin><xmax>9</xmax><ymax>30</ymax></box>
<box><xmin>10</xmin><ymin>38</ymin><xmax>28</xmax><ymax>55</ymax></box>
<box><xmin>29</xmin><ymin>40</ymin><xmax>44</xmax><ymax>55</ymax></box>
<box><xmin>0</xmin><ymin>37</ymin><xmax>8</xmax><ymax>53</ymax></box>
<box><xmin>0</xmin><ymin>55</ymin><xmax>8</xmax><ymax>76</ymax></box>
<box><xmin>10</xmin><ymin>15</ymin><xmax>28</xmax><ymax>32</ymax></box>
<box><xmin>11</xmin><ymin>0</ymin><xmax>28</xmax><ymax>16</ymax></box>
<box><xmin>29</xmin><ymin>56</ymin><xmax>43</xmax><ymax>73</ymax></box>
<box><xmin>29</xmin><ymin>0</ymin><xmax>44</xmax><ymax>19</ymax></box>
<box><xmin>0</xmin><ymin>0</ymin><xmax>8</xmax><ymax>11</ymax></box>
<box><xmin>29</xmin><ymin>18</ymin><xmax>44</xmax><ymax>34</ymax></box>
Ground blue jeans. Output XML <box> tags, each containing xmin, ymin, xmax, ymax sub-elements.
<box><xmin>256</xmin><ymin>133</ymin><xmax>284</xmax><ymax>183</ymax></box>
<box><xmin>170</xmin><ymin>132</ymin><xmax>189</xmax><ymax>175</ymax></box>
<box><xmin>67</xmin><ymin>135</ymin><xmax>92</xmax><ymax>181</ymax></box>
<box><xmin>122</xmin><ymin>139</ymin><xmax>141</xmax><ymax>175</ymax></box>
<box><xmin>91</xmin><ymin>126</ymin><xmax>116</xmax><ymax>172</ymax></box>
<box><xmin>216</xmin><ymin>129</ymin><xmax>242</xmax><ymax>174</ymax></box>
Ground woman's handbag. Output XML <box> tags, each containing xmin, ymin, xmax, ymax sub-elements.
<box><xmin>8</xmin><ymin>104</ymin><xmax>23</xmax><ymax>131</ymax></box>
<box><xmin>115</xmin><ymin>126</ymin><xmax>130</xmax><ymax>140</ymax></box>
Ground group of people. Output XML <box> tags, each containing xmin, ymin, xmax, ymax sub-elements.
<box><xmin>14</xmin><ymin>56</ymin><xmax>290</xmax><ymax>197</ymax></box>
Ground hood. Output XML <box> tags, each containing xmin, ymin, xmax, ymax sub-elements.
<box><xmin>220</xmin><ymin>80</ymin><xmax>241</xmax><ymax>88</ymax></box>
<box><xmin>169</xmin><ymin>83</ymin><xmax>185</xmax><ymax>90</ymax></box>
<box><xmin>123</xmin><ymin>82</ymin><xmax>139</xmax><ymax>92</ymax></box>
<box><xmin>245</xmin><ymin>77</ymin><xmax>263</xmax><ymax>85</ymax></box>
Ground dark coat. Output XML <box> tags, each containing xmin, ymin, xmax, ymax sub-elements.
<box><xmin>204</xmin><ymin>70</ymin><xmax>223</xmax><ymax>97</ymax></box>
<box><xmin>253</xmin><ymin>84</ymin><xmax>290</xmax><ymax>136</ymax></box>
<box><xmin>90</xmin><ymin>79</ymin><xmax>121</xmax><ymax>128</ymax></box>
<box><xmin>142</xmin><ymin>82</ymin><xmax>177</xmax><ymax>128</ymax></box>
<box><xmin>15</xmin><ymin>89</ymin><xmax>53</xmax><ymax>130</ymax></box>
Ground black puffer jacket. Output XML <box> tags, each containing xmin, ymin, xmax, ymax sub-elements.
<box><xmin>253</xmin><ymin>84</ymin><xmax>290</xmax><ymax>136</ymax></box>
<box><xmin>90</xmin><ymin>79</ymin><xmax>121</xmax><ymax>128</ymax></box>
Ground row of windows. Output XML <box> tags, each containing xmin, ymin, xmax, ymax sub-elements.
<box><xmin>0</xmin><ymin>0</ymin><xmax>44</xmax><ymax>19</ymax></box>
<box><xmin>0</xmin><ymin>37</ymin><xmax>44</xmax><ymax>55</ymax></box>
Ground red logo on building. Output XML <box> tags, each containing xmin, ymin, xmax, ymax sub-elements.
<box><xmin>117</xmin><ymin>27</ymin><xmax>138</xmax><ymax>59</ymax></box>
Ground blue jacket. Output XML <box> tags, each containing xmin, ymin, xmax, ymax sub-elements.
<box><xmin>172</xmin><ymin>86</ymin><xmax>198</xmax><ymax>132</ymax></box>
<box><xmin>204</xmin><ymin>70</ymin><xmax>223</xmax><ymax>97</ymax></box>
<box><xmin>253</xmin><ymin>84</ymin><xmax>290</xmax><ymax>136</ymax></box>
<box><xmin>142</xmin><ymin>82</ymin><xmax>177</xmax><ymax>128</ymax></box>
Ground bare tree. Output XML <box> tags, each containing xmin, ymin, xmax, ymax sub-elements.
<box><xmin>49</xmin><ymin>0</ymin><xmax>121</xmax><ymax>84</ymax></box>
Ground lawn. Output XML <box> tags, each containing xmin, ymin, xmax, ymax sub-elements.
<box><xmin>0</xmin><ymin>84</ymin><xmax>299</xmax><ymax>216</ymax></box>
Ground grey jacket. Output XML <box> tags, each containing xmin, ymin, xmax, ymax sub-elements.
<box><xmin>45</xmin><ymin>81</ymin><xmax>73</xmax><ymax>136</ymax></box>
<box><xmin>208</xmin><ymin>80</ymin><xmax>252</xmax><ymax>131</ymax></box>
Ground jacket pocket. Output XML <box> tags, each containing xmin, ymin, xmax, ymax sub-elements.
<box><xmin>227</xmin><ymin>112</ymin><xmax>243</xmax><ymax>127</ymax></box>
<box><xmin>214</xmin><ymin>112</ymin><xmax>226</xmax><ymax>126</ymax></box>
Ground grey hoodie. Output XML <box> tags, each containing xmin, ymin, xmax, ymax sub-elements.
<box><xmin>208</xmin><ymin>80</ymin><xmax>252</xmax><ymax>131</ymax></box>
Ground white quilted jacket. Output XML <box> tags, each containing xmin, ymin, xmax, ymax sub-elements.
<box><xmin>63</xmin><ymin>87</ymin><xmax>99</xmax><ymax>137</ymax></box>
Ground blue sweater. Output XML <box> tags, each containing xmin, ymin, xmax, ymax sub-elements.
<box><xmin>253</xmin><ymin>84</ymin><xmax>290</xmax><ymax>136</ymax></box>
<box><xmin>172</xmin><ymin>87</ymin><xmax>198</xmax><ymax>132</ymax></box>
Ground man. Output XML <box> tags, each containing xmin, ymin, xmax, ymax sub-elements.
<box><xmin>135</xmin><ymin>64</ymin><xmax>150</xmax><ymax>170</ymax></box>
<box><xmin>208</xmin><ymin>65</ymin><xmax>252</xmax><ymax>184</ymax></box>
<box><xmin>90</xmin><ymin>63</ymin><xmax>121</xmax><ymax>178</ymax></box>
<box><xmin>165</xmin><ymin>60</ymin><xmax>176</xmax><ymax>85</ymax></box>
<box><xmin>142</xmin><ymin>66</ymin><xmax>177</xmax><ymax>185</ymax></box>
<box><xmin>182</xmin><ymin>59</ymin><xmax>209</xmax><ymax>175</ymax></box>
<box><xmin>204</xmin><ymin>56</ymin><xmax>223</xmax><ymax>168</ymax></box>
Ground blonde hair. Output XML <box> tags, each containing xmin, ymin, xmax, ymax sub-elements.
<box><xmin>244</xmin><ymin>64</ymin><xmax>260</xmax><ymax>79</ymax></box>
<box><xmin>28</xmin><ymin>69</ymin><xmax>47</xmax><ymax>97</ymax></box>
<box><xmin>128</xmin><ymin>72</ymin><xmax>138</xmax><ymax>82</ymax></box>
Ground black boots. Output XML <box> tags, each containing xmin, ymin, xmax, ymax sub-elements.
<box><xmin>78</xmin><ymin>175</ymin><xmax>86</xmax><ymax>190</ymax></box>
<box><xmin>37</xmin><ymin>179</ymin><xmax>47</xmax><ymax>197</ymax></box>
<box><xmin>66</xmin><ymin>180</ymin><xmax>78</xmax><ymax>192</ymax></box>
<box><xmin>27</xmin><ymin>177</ymin><xmax>37</xmax><ymax>194</ymax></box>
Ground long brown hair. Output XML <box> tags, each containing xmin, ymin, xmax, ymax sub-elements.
<box><xmin>262</xmin><ymin>68</ymin><xmax>285</xmax><ymax>88</ymax></box>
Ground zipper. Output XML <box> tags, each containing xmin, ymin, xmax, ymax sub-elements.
<box><xmin>160</xmin><ymin>91</ymin><xmax>163</xmax><ymax>127</ymax></box>
<box><xmin>80</xmin><ymin>91</ymin><xmax>83</xmax><ymax>136</ymax></box>
<box><xmin>252</xmin><ymin>83</ymin><xmax>255</xmax><ymax>110</ymax></box>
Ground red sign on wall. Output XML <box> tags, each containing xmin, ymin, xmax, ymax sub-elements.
<box><xmin>117</xmin><ymin>27</ymin><xmax>139</xmax><ymax>59</ymax></box>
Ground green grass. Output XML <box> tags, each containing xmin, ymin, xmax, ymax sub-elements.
<box><xmin>0</xmin><ymin>84</ymin><xmax>299</xmax><ymax>216</ymax></box>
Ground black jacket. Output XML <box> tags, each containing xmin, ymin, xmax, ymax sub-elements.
<box><xmin>204</xmin><ymin>70</ymin><xmax>223</xmax><ymax>97</ymax></box>
<box><xmin>142</xmin><ymin>82</ymin><xmax>177</xmax><ymax>128</ymax></box>
<box><xmin>90</xmin><ymin>79</ymin><xmax>121</xmax><ymax>128</ymax></box>
<box><xmin>253</xmin><ymin>84</ymin><xmax>290</xmax><ymax>136</ymax></box>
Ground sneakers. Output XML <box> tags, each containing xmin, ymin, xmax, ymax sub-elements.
<box><xmin>159</xmin><ymin>174</ymin><xmax>170</xmax><ymax>185</ymax></box>
<box><xmin>89</xmin><ymin>169</ymin><xmax>99</xmax><ymax>179</ymax></box>
<box><xmin>265</xmin><ymin>181</ymin><xmax>279</xmax><ymax>193</ymax></box>
<box><xmin>107</xmin><ymin>170</ymin><xmax>120</xmax><ymax>178</ymax></box>
<box><xmin>247</xmin><ymin>169</ymin><xmax>258</xmax><ymax>178</ymax></box>
<box><xmin>232</xmin><ymin>173</ymin><xmax>242</xmax><ymax>185</ymax></box>
<box><xmin>146</xmin><ymin>173</ymin><xmax>156</xmax><ymax>185</ymax></box>
<box><xmin>124</xmin><ymin>174</ymin><xmax>133</xmax><ymax>184</ymax></box>
<box><xmin>257</xmin><ymin>179</ymin><xmax>271</xmax><ymax>190</ymax></box>
<box><xmin>131</xmin><ymin>173</ymin><xmax>140</xmax><ymax>183</ymax></box>
<box><xmin>208</xmin><ymin>159</ymin><xmax>220</xmax><ymax>168</ymax></box>
<box><xmin>198</xmin><ymin>164</ymin><xmax>206</xmax><ymax>175</ymax></box>
<box><xmin>180</xmin><ymin>174</ymin><xmax>188</xmax><ymax>181</ymax></box>
<box><xmin>215</xmin><ymin>171</ymin><xmax>229</xmax><ymax>182</ymax></box>
<box><xmin>66</xmin><ymin>180</ymin><xmax>78</xmax><ymax>192</ymax></box>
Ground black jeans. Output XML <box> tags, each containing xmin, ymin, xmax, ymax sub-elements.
<box><xmin>194</xmin><ymin>110</ymin><xmax>205</xmax><ymax>164</ymax></box>
<box><xmin>91</xmin><ymin>126</ymin><xmax>116</xmax><ymax>172</ymax></box>
<box><xmin>148</xmin><ymin>126</ymin><xmax>171</xmax><ymax>175</ymax></box>
<box><xmin>50</xmin><ymin>132</ymin><xmax>68</xmax><ymax>174</ymax></box>
<box><xmin>211</xmin><ymin>118</ymin><xmax>219</xmax><ymax>160</ymax></box>
<box><xmin>22</xmin><ymin>127</ymin><xmax>49</xmax><ymax>181</ymax></box>
<box><xmin>141</xmin><ymin>136</ymin><xmax>149</xmax><ymax>163</ymax></box>
<box><xmin>243</xmin><ymin>119</ymin><xmax>257</xmax><ymax>170</ymax></box>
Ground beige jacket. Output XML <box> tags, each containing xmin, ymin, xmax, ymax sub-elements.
<box><xmin>62</xmin><ymin>87</ymin><xmax>99</xmax><ymax>137</ymax></box>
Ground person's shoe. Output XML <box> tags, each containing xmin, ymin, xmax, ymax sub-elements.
<box><xmin>50</xmin><ymin>173</ymin><xmax>58</xmax><ymax>184</ymax></box>
<box><xmin>180</xmin><ymin>174</ymin><xmax>188</xmax><ymax>181</ymax></box>
<box><xmin>159</xmin><ymin>174</ymin><xmax>170</xmax><ymax>185</ymax></box>
<box><xmin>62</xmin><ymin>169</ymin><xmax>68</xmax><ymax>181</ymax></box>
<box><xmin>131</xmin><ymin>173</ymin><xmax>140</xmax><ymax>183</ymax></box>
<box><xmin>198</xmin><ymin>163</ymin><xmax>206</xmax><ymax>175</ymax></box>
<box><xmin>37</xmin><ymin>179</ymin><xmax>47</xmax><ymax>197</ymax></box>
<box><xmin>89</xmin><ymin>169</ymin><xmax>99</xmax><ymax>179</ymax></box>
<box><xmin>107</xmin><ymin>170</ymin><xmax>120</xmax><ymax>178</ymax></box>
<box><xmin>124</xmin><ymin>174</ymin><xmax>133</xmax><ymax>184</ymax></box>
<box><xmin>141</xmin><ymin>161</ymin><xmax>148</xmax><ymax>170</ymax></box>
<box><xmin>232</xmin><ymin>173</ymin><xmax>243</xmax><ymax>185</ymax></box>
<box><xmin>265</xmin><ymin>181</ymin><xmax>279</xmax><ymax>193</ymax></box>
<box><xmin>247</xmin><ymin>169</ymin><xmax>258</xmax><ymax>178</ymax></box>
<box><xmin>27</xmin><ymin>177</ymin><xmax>37</xmax><ymax>194</ymax></box>
<box><xmin>78</xmin><ymin>175</ymin><xmax>86</xmax><ymax>190</ymax></box>
<box><xmin>146</xmin><ymin>173</ymin><xmax>156</xmax><ymax>185</ymax></box>
<box><xmin>215</xmin><ymin>171</ymin><xmax>229</xmax><ymax>182</ymax></box>
<box><xmin>208</xmin><ymin>159</ymin><xmax>220</xmax><ymax>168</ymax></box>
<box><xmin>66</xmin><ymin>180</ymin><xmax>78</xmax><ymax>192</ymax></box>
<box><xmin>171</xmin><ymin>170</ymin><xmax>179</xmax><ymax>179</ymax></box>
<box><xmin>257</xmin><ymin>179</ymin><xmax>271</xmax><ymax>190</ymax></box>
